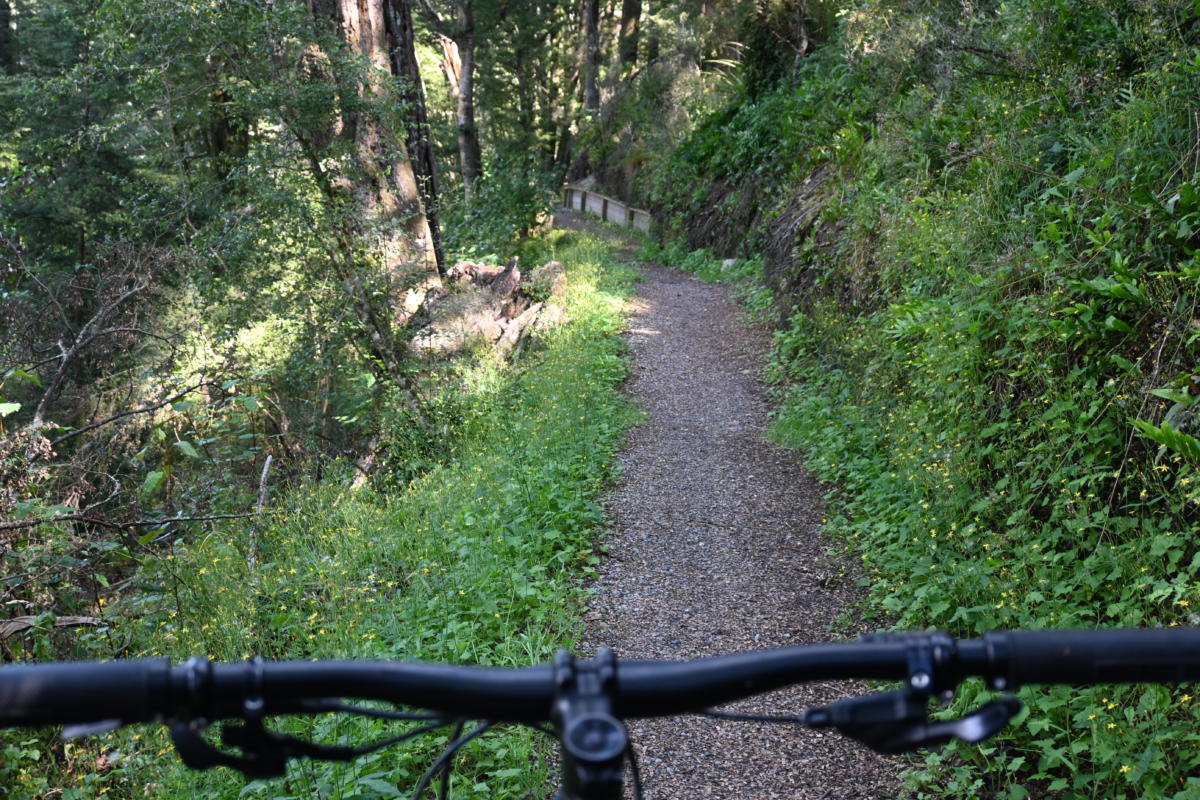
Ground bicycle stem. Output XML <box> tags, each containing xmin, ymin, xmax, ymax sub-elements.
<box><xmin>551</xmin><ymin>647</ymin><xmax>627</xmax><ymax>800</ymax></box>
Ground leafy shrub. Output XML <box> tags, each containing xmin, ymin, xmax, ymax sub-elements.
<box><xmin>642</xmin><ymin>46</ymin><xmax>867</xmax><ymax>253</ymax></box>
<box><xmin>441</xmin><ymin>153</ymin><xmax>561</xmax><ymax>260</ymax></box>
<box><xmin>655</xmin><ymin>0</ymin><xmax>1200</xmax><ymax>796</ymax></box>
<box><xmin>86</xmin><ymin>229</ymin><xmax>640</xmax><ymax>800</ymax></box>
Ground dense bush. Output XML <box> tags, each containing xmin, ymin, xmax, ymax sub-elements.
<box><xmin>0</xmin><ymin>230</ymin><xmax>638</xmax><ymax>798</ymax></box>
<box><xmin>655</xmin><ymin>0</ymin><xmax>1200</xmax><ymax>796</ymax></box>
<box><xmin>440</xmin><ymin>152</ymin><xmax>562</xmax><ymax>260</ymax></box>
<box><xmin>642</xmin><ymin>46</ymin><xmax>868</xmax><ymax>252</ymax></box>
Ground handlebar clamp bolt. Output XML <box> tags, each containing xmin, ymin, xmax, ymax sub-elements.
<box><xmin>910</xmin><ymin>672</ymin><xmax>932</xmax><ymax>691</ymax></box>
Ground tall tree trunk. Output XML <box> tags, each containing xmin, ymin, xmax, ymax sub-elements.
<box><xmin>454</xmin><ymin>21</ymin><xmax>483</xmax><ymax>203</ymax></box>
<box><xmin>418</xmin><ymin>2</ymin><xmax>482</xmax><ymax>204</ymax></box>
<box><xmin>535</xmin><ymin>47</ymin><xmax>557</xmax><ymax>166</ymax></box>
<box><xmin>0</xmin><ymin>1</ymin><xmax>14</xmax><ymax>74</ymax></box>
<box><xmin>582</xmin><ymin>0</ymin><xmax>600</xmax><ymax>112</ymax></box>
<box><xmin>383</xmin><ymin>0</ymin><xmax>445</xmax><ymax>276</ymax></box>
<box><xmin>329</xmin><ymin>0</ymin><xmax>436</xmax><ymax>276</ymax></box>
<box><xmin>555</xmin><ymin>21</ymin><xmax>582</xmax><ymax>171</ymax></box>
<box><xmin>300</xmin><ymin>0</ymin><xmax>437</xmax><ymax>411</ymax></box>
<box><xmin>618</xmin><ymin>0</ymin><xmax>640</xmax><ymax>68</ymax></box>
<box><xmin>206</xmin><ymin>60</ymin><xmax>251</xmax><ymax>189</ymax></box>
<box><xmin>439</xmin><ymin>34</ymin><xmax>461</xmax><ymax>101</ymax></box>
<box><xmin>644</xmin><ymin>11</ymin><xmax>660</xmax><ymax>62</ymax></box>
<box><xmin>515</xmin><ymin>50</ymin><xmax>535</xmax><ymax>143</ymax></box>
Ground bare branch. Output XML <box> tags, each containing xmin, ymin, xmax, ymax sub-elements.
<box><xmin>89</xmin><ymin>327</ymin><xmax>179</xmax><ymax>348</ymax></box>
<box><xmin>31</xmin><ymin>280</ymin><xmax>148</xmax><ymax>427</ymax></box>
<box><xmin>247</xmin><ymin>454</ymin><xmax>273</xmax><ymax>580</ymax></box>
<box><xmin>50</xmin><ymin>381</ymin><xmax>216</xmax><ymax>447</ymax></box>
<box><xmin>413</xmin><ymin>0</ymin><xmax>449</xmax><ymax>35</ymax></box>
<box><xmin>0</xmin><ymin>511</ymin><xmax>262</xmax><ymax>533</ymax></box>
<box><xmin>79</xmin><ymin>475</ymin><xmax>123</xmax><ymax>515</ymax></box>
<box><xmin>25</xmin><ymin>353</ymin><xmax>67</xmax><ymax>370</ymax></box>
<box><xmin>0</xmin><ymin>615</ymin><xmax>103</xmax><ymax>640</ymax></box>
<box><xmin>619</xmin><ymin>49</ymin><xmax>683</xmax><ymax>87</ymax></box>
<box><xmin>15</xmin><ymin>261</ymin><xmax>71</xmax><ymax>332</ymax></box>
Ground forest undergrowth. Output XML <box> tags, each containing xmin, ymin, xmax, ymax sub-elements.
<box><xmin>635</xmin><ymin>1</ymin><xmax>1200</xmax><ymax>797</ymax></box>
<box><xmin>0</xmin><ymin>230</ymin><xmax>639</xmax><ymax>799</ymax></box>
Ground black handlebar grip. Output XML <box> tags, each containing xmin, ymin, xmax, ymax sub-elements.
<box><xmin>0</xmin><ymin>658</ymin><xmax>170</xmax><ymax>727</ymax></box>
<box><xmin>997</xmin><ymin>629</ymin><xmax>1200</xmax><ymax>687</ymax></box>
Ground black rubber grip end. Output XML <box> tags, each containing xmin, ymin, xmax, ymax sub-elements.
<box><xmin>0</xmin><ymin>658</ymin><xmax>169</xmax><ymax>727</ymax></box>
<box><xmin>1002</xmin><ymin>629</ymin><xmax>1200</xmax><ymax>687</ymax></box>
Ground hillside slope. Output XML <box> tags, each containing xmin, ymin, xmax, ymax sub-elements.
<box><xmin>640</xmin><ymin>2</ymin><xmax>1200</xmax><ymax>797</ymax></box>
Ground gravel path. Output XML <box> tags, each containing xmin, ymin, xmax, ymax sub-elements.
<box><xmin>562</xmin><ymin>212</ymin><xmax>900</xmax><ymax>799</ymax></box>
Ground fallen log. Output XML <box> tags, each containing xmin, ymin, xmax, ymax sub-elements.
<box><xmin>410</xmin><ymin>258</ymin><xmax>568</xmax><ymax>357</ymax></box>
<box><xmin>0</xmin><ymin>614</ymin><xmax>103</xmax><ymax>640</ymax></box>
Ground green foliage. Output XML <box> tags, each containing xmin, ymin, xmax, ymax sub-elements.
<box><xmin>653</xmin><ymin>0</ymin><xmax>1200</xmax><ymax>795</ymax></box>
<box><xmin>25</xmin><ymin>230</ymin><xmax>637</xmax><ymax>800</ymax></box>
<box><xmin>0</xmin><ymin>0</ymin><xmax>448</xmax><ymax>644</ymax></box>
<box><xmin>0</xmin><ymin>7</ymin><xmax>645</xmax><ymax>796</ymax></box>
<box><xmin>738</xmin><ymin>0</ymin><xmax>838</xmax><ymax>95</ymax></box>
<box><xmin>469</xmin><ymin>0</ymin><xmax>576</xmax><ymax>164</ymax></box>
<box><xmin>441</xmin><ymin>152</ymin><xmax>561</xmax><ymax>260</ymax></box>
<box><xmin>643</xmin><ymin>46</ymin><xmax>866</xmax><ymax>251</ymax></box>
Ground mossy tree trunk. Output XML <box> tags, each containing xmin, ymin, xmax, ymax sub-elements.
<box><xmin>328</xmin><ymin>0</ymin><xmax>435</xmax><ymax>275</ymax></box>
<box><xmin>302</xmin><ymin>0</ymin><xmax>438</xmax><ymax>408</ymax></box>
<box><xmin>454</xmin><ymin>19</ymin><xmax>483</xmax><ymax>201</ymax></box>
<box><xmin>384</xmin><ymin>0</ymin><xmax>446</xmax><ymax>276</ymax></box>
<box><xmin>582</xmin><ymin>0</ymin><xmax>600</xmax><ymax>112</ymax></box>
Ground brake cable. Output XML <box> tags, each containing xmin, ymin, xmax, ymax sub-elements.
<box><xmin>697</xmin><ymin>633</ymin><xmax>1021</xmax><ymax>753</ymax></box>
<box><xmin>167</xmin><ymin>656</ymin><xmax>460</xmax><ymax>779</ymax></box>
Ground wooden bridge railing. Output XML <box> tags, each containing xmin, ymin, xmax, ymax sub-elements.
<box><xmin>561</xmin><ymin>185</ymin><xmax>652</xmax><ymax>233</ymax></box>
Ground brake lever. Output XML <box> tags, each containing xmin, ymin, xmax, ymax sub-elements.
<box><xmin>170</xmin><ymin>716</ymin><xmax>365</xmax><ymax>779</ymax></box>
<box><xmin>169</xmin><ymin>668</ymin><xmax>365</xmax><ymax>781</ymax></box>
<box><xmin>171</xmin><ymin>713</ymin><xmax>302</xmax><ymax>779</ymax></box>
<box><xmin>804</xmin><ymin>691</ymin><xmax>1022</xmax><ymax>754</ymax></box>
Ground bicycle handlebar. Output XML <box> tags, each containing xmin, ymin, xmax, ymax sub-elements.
<box><xmin>4</xmin><ymin>628</ymin><xmax>1200</xmax><ymax>730</ymax></box>
<box><xmin>1002</xmin><ymin>628</ymin><xmax>1200</xmax><ymax>685</ymax></box>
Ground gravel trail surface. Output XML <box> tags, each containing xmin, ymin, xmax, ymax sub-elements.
<box><xmin>561</xmin><ymin>212</ymin><xmax>900</xmax><ymax>799</ymax></box>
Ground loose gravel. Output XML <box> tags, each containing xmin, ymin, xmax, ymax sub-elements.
<box><xmin>562</xmin><ymin>213</ymin><xmax>901</xmax><ymax>799</ymax></box>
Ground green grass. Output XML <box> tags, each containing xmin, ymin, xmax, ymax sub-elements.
<box><xmin>13</xmin><ymin>230</ymin><xmax>639</xmax><ymax>800</ymax></box>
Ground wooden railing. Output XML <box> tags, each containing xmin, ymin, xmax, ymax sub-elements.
<box><xmin>561</xmin><ymin>185</ymin><xmax>652</xmax><ymax>233</ymax></box>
